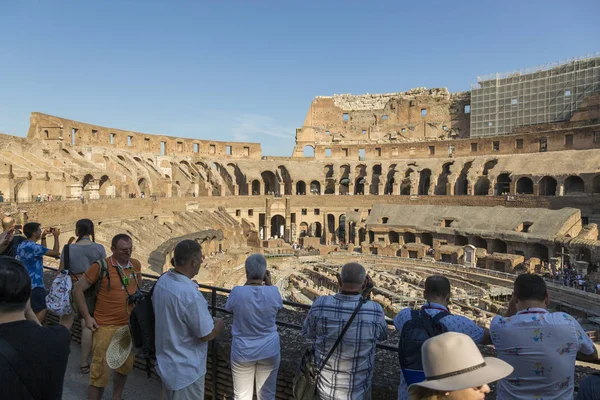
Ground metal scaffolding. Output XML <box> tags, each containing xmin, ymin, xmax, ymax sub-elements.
<box><xmin>470</xmin><ymin>54</ymin><xmax>600</xmax><ymax>138</ymax></box>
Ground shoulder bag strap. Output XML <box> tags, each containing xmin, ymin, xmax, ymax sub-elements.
<box><xmin>63</xmin><ymin>244</ymin><xmax>70</xmax><ymax>272</ymax></box>
<box><xmin>318</xmin><ymin>297</ymin><xmax>366</xmax><ymax>373</ymax></box>
<box><xmin>0</xmin><ymin>337</ymin><xmax>35</xmax><ymax>399</ymax></box>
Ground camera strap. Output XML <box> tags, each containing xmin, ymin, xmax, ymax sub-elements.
<box><xmin>113</xmin><ymin>265</ymin><xmax>139</xmax><ymax>294</ymax></box>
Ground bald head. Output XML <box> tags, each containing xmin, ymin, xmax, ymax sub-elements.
<box><xmin>1</xmin><ymin>217</ymin><xmax>15</xmax><ymax>232</ymax></box>
<box><xmin>340</xmin><ymin>262</ymin><xmax>366</xmax><ymax>285</ymax></box>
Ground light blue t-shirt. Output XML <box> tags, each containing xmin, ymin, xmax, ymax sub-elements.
<box><xmin>225</xmin><ymin>285</ymin><xmax>282</xmax><ymax>363</ymax></box>
<box><xmin>16</xmin><ymin>241</ymin><xmax>49</xmax><ymax>289</ymax></box>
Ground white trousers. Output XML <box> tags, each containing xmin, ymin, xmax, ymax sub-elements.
<box><xmin>231</xmin><ymin>354</ymin><xmax>280</xmax><ymax>400</ymax></box>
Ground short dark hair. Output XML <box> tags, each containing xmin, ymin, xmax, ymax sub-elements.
<box><xmin>0</xmin><ymin>256</ymin><xmax>31</xmax><ymax>313</ymax></box>
<box><xmin>23</xmin><ymin>222</ymin><xmax>41</xmax><ymax>239</ymax></box>
<box><xmin>171</xmin><ymin>240</ymin><xmax>202</xmax><ymax>267</ymax></box>
<box><xmin>514</xmin><ymin>273</ymin><xmax>547</xmax><ymax>301</ymax></box>
<box><xmin>424</xmin><ymin>275</ymin><xmax>451</xmax><ymax>298</ymax></box>
<box><xmin>111</xmin><ymin>234</ymin><xmax>132</xmax><ymax>248</ymax></box>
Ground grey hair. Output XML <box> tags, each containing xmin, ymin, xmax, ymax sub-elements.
<box><xmin>340</xmin><ymin>262</ymin><xmax>366</xmax><ymax>285</ymax></box>
<box><xmin>245</xmin><ymin>254</ymin><xmax>267</xmax><ymax>280</ymax></box>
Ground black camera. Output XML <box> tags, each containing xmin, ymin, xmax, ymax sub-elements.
<box><xmin>128</xmin><ymin>290</ymin><xmax>144</xmax><ymax>305</ymax></box>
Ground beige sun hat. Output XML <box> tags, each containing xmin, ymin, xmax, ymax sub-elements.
<box><xmin>408</xmin><ymin>332</ymin><xmax>513</xmax><ymax>393</ymax></box>
<box><xmin>106</xmin><ymin>326</ymin><xmax>133</xmax><ymax>369</ymax></box>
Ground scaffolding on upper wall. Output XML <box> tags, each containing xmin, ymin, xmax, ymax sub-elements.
<box><xmin>470</xmin><ymin>54</ymin><xmax>600</xmax><ymax>138</ymax></box>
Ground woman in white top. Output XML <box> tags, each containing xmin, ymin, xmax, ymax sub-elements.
<box><xmin>57</xmin><ymin>218</ymin><xmax>106</xmax><ymax>374</ymax></box>
<box><xmin>225</xmin><ymin>254</ymin><xmax>283</xmax><ymax>400</ymax></box>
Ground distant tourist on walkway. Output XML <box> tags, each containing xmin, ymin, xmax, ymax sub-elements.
<box><xmin>407</xmin><ymin>332</ymin><xmax>512</xmax><ymax>400</ymax></box>
<box><xmin>73</xmin><ymin>234</ymin><xmax>141</xmax><ymax>400</ymax></box>
<box><xmin>0</xmin><ymin>256</ymin><xmax>71</xmax><ymax>399</ymax></box>
<box><xmin>58</xmin><ymin>219</ymin><xmax>106</xmax><ymax>375</ymax></box>
<box><xmin>154</xmin><ymin>240</ymin><xmax>224</xmax><ymax>399</ymax></box>
<box><xmin>16</xmin><ymin>222</ymin><xmax>61</xmax><ymax>324</ymax></box>
<box><xmin>302</xmin><ymin>262</ymin><xmax>387</xmax><ymax>399</ymax></box>
<box><xmin>490</xmin><ymin>274</ymin><xmax>598</xmax><ymax>399</ymax></box>
<box><xmin>393</xmin><ymin>275</ymin><xmax>492</xmax><ymax>400</ymax></box>
<box><xmin>225</xmin><ymin>254</ymin><xmax>282</xmax><ymax>400</ymax></box>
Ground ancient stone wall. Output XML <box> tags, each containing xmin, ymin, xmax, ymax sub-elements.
<box><xmin>27</xmin><ymin>112</ymin><xmax>262</xmax><ymax>159</ymax></box>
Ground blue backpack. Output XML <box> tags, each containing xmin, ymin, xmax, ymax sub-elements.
<box><xmin>398</xmin><ymin>309</ymin><xmax>450</xmax><ymax>385</ymax></box>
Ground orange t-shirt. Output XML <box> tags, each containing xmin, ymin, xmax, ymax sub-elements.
<box><xmin>83</xmin><ymin>257</ymin><xmax>142</xmax><ymax>326</ymax></box>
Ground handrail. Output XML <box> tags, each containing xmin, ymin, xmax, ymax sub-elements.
<box><xmin>43</xmin><ymin>265</ymin><xmax>599</xmax><ymax>398</ymax></box>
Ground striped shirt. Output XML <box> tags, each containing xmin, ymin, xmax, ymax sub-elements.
<box><xmin>302</xmin><ymin>293</ymin><xmax>388</xmax><ymax>400</ymax></box>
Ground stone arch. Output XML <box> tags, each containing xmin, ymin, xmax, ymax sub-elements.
<box><xmin>455</xmin><ymin>235</ymin><xmax>469</xmax><ymax>246</ymax></box>
<box><xmin>82</xmin><ymin>174</ymin><xmax>95</xmax><ymax>191</ymax></box>
<box><xmin>299</xmin><ymin>222</ymin><xmax>309</xmax><ymax>237</ymax></box>
<box><xmin>482</xmin><ymin>159</ymin><xmax>498</xmax><ymax>176</ymax></box>
<box><xmin>270</xmin><ymin>215</ymin><xmax>285</xmax><ymax>239</ymax></box>
<box><xmin>138</xmin><ymin>178</ymin><xmax>150</xmax><ymax>195</ymax></box>
<box><xmin>389</xmin><ymin>231</ymin><xmax>400</xmax><ymax>244</ymax></box>
<box><xmin>495</xmin><ymin>173</ymin><xmax>511</xmax><ymax>195</ymax></box>
<box><xmin>490</xmin><ymin>239</ymin><xmax>507</xmax><ymax>253</ymax></box>
<box><xmin>310</xmin><ymin>181</ymin><xmax>321</xmax><ymax>195</ymax></box>
<box><xmin>339</xmin><ymin>165</ymin><xmax>350</xmax><ymax>195</ymax></box>
<box><xmin>261</xmin><ymin>171</ymin><xmax>277</xmax><ymax>194</ymax></box>
<box><xmin>98</xmin><ymin>175</ymin><xmax>114</xmax><ymax>197</ymax></box>
<box><xmin>324</xmin><ymin>164</ymin><xmax>334</xmax><ymax>179</ymax></box>
<box><xmin>310</xmin><ymin>222</ymin><xmax>322</xmax><ymax>238</ymax></box>
<box><xmin>13</xmin><ymin>179</ymin><xmax>27</xmax><ymax>202</ymax></box>
<box><xmin>435</xmin><ymin>162</ymin><xmax>453</xmax><ymax>195</ymax></box>
<box><xmin>532</xmin><ymin>243</ymin><xmax>549</xmax><ymax>262</ymax></box>
<box><xmin>472</xmin><ymin>236</ymin><xmax>487</xmax><ymax>249</ymax></box>
<box><xmin>251</xmin><ymin>180</ymin><xmax>261</xmax><ymax>195</ymax></box>
<box><xmin>404</xmin><ymin>232</ymin><xmax>416</xmax><ymax>243</ymax></box>
<box><xmin>400</xmin><ymin>169</ymin><xmax>413</xmax><ymax>195</ymax></box>
<box><xmin>564</xmin><ymin>175</ymin><xmax>585</xmax><ymax>194</ymax></box>
<box><xmin>303</xmin><ymin>145</ymin><xmax>315</xmax><ymax>158</ymax></box>
<box><xmin>338</xmin><ymin>214</ymin><xmax>346</xmax><ymax>242</ymax></box>
<box><xmin>539</xmin><ymin>176</ymin><xmax>557</xmax><ymax>196</ymax></box>
<box><xmin>384</xmin><ymin>164</ymin><xmax>397</xmax><ymax>195</ymax></box>
<box><xmin>474</xmin><ymin>177</ymin><xmax>490</xmax><ymax>196</ymax></box>
<box><xmin>418</xmin><ymin>169</ymin><xmax>432</xmax><ymax>196</ymax></box>
<box><xmin>277</xmin><ymin>165</ymin><xmax>293</xmax><ymax>195</ymax></box>
<box><xmin>296</xmin><ymin>181</ymin><xmax>306</xmax><ymax>195</ymax></box>
<box><xmin>355</xmin><ymin>177</ymin><xmax>365</xmax><ymax>195</ymax></box>
<box><xmin>516</xmin><ymin>177</ymin><xmax>534</xmax><ymax>194</ymax></box>
<box><xmin>454</xmin><ymin>162</ymin><xmax>472</xmax><ymax>196</ymax></box>
<box><xmin>325</xmin><ymin>179</ymin><xmax>335</xmax><ymax>194</ymax></box>
<box><xmin>421</xmin><ymin>232</ymin><xmax>433</xmax><ymax>246</ymax></box>
<box><xmin>228</xmin><ymin>163</ymin><xmax>248</xmax><ymax>195</ymax></box>
<box><xmin>593</xmin><ymin>175</ymin><xmax>600</xmax><ymax>194</ymax></box>
<box><xmin>370</xmin><ymin>164</ymin><xmax>382</xmax><ymax>195</ymax></box>
<box><xmin>327</xmin><ymin>214</ymin><xmax>335</xmax><ymax>241</ymax></box>
<box><xmin>358</xmin><ymin>228</ymin><xmax>366</xmax><ymax>244</ymax></box>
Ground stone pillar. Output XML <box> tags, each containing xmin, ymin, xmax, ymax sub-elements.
<box><xmin>206</xmin><ymin>183</ymin><xmax>212</xmax><ymax>197</ymax></box>
<box><xmin>265</xmin><ymin>198</ymin><xmax>271</xmax><ymax>239</ymax></box>
<box><xmin>247</xmin><ymin>182</ymin><xmax>252</xmax><ymax>196</ymax></box>
<box><xmin>393</xmin><ymin>182</ymin><xmax>400</xmax><ymax>195</ymax></box>
<box><xmin>320</xmin><ymin>181</ymin><xmax>325</xmax><ymax>195</ymax></box>
<box><xmin>378</xmin><ymin>182</ymin><xmax>385</xmax><ymax>196</ymax></box>
<box><xmin>509</xmin><ymin>181</ymin><xmax>516</xmax><ymax>195</ymax></box>
<box><xmin>345</xmin><ymin>219</ymin><xmax>350</xmax><ymax>245</ymax></box>
<box><xmin>557</xmin><ymin>183</ymin><xmax>564</xmax><ymax>196</ymax></box>
<box><xmin>533</xmin><ymin>183</ymin><xmax>540</xmax><ymax>197</ymax></box>
<box><xmin>349</xmin><ymin>181</ymin><xmax>354</xmax><ymax>195</ymax></box>
<box><xmin>284</xmin><ymin>197</ymin><xmax>291</xmax><ymax>243</ymax></box>
<box><xmin>447</xmin><ymin>181</ymin><xmax>454</xmax><ymax>196</ymax></box>
<box><xmin>334</xmin><ymin>183</ymin><xmax>340</xmax><ymax>195</ymax></box>
<box><xmin>279</xmin><ymin>182</ymin><xmax>285</xmax><ymax>196</ymax></box>
<box><xmin>233</xmin><ymin>184</ymin><xmax>239</xmax><ymax>196</ymax></box>
<box><xmin>220</xmin><ymin>184</ymin><xmax>226</xmax><ymax>197</ymax></box>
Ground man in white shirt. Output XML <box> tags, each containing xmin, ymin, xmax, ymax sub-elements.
<box><xmin>153</xmin><ymin>240</ymin><xmax>225</xmax><ymax>399</ymax></box>
<box><xmin>490</xmin><ymin>274</ymin><xmax>598</xmax><ymax>400</ymax></box>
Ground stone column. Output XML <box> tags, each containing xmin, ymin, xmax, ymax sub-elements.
<box><xmin>509</xmin><ymin>181</ymin><xmax>516</xmax><ymax>195</ymax></box>
<box><xmin>334</xmin><ymin>182</ymin><xmax>340</xmax><ymax>195</ymax></box>
<box><xmin>279</xmin><ymin>182</ymin><xmax>285</xmax><ymax>196</ymax></box>
<box><xmin>265</xmin><ymin>198</ymin><xmax>271</xmax><ymax>239</ymax></box>
<box><xmin>349</xmin><ymin>181</ymin><xmax>355</xmax><ymax>195</ymax></box>
<box><xmin>220</xmin><ymin>184</ymin><xmax>226</xmax><ymax>197</ymax></box>
<box><xmin>247</xmin><ymin>182</ymin><xmax>252</xmax><ymax>196</ymax></box>
<box><xmin>284</xmin><ymin>197</ymin><xmax>291</xmax><ymax>243</ymax></box>
<box><xmin>206</xmin><ymin>183</ymin><xmax>212</xmax><ymax>197</ymax></box>
<box><xmin>233</xmin><ymin>184</ymin><xmax>239</xmax><ymax>196</ymax></box>
<box><xmin>533</xmin><ymin>183</ymin><xmax>540</xmax><ymax>197</ymax></box>
<box><xmin>378</xmin><ymin>182</ymin><xmax>385</xmax><ymax>196</ymax></box>
<box><xmin>393</xmin><ymin>182</ymin><xmax>400</xmax><ymax>195</ymax></box>
<box><xmin>557</xmin><ymin>183</ymin><xmax>564</xmax><ymax>196</ymax></box>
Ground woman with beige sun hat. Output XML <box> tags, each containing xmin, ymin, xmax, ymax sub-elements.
<box><xmin>408</xmin><ymin>332</ymin><xmax>513</xmax><ymax>400</ymax></box>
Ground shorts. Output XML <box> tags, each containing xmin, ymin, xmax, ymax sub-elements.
<box><xmin>30</xmin><ymin>287</ymin><xmax>47</xmax><ymax>313</ymax></box>
<box><xmin>90</xmin><ymin>325</ymin><xmax>135</xmax><ymax>388</ymax></box>
<box><xmin>164</xmin><ymin>375</ymin><xmax>205</xmax><ymax>400</ymax></box>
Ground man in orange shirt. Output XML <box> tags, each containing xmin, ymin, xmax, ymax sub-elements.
<box><xmin>73</xmin><ymin>233</ymin><xmax>142</xmax><ymax>400</ymax></box>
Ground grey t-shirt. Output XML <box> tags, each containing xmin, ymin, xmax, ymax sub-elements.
<box><xmin>60</xmin><ymin>241</ymin><xmax>106</xmax><ymax>274</ymax></box>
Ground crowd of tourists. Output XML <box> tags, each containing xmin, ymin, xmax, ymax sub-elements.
<box><xmin>0</xmin><ymin>217</ymin><xmax>599</xmax><ymax>399</ymax></box>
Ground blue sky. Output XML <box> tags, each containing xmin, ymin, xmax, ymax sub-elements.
<box><xmin>1</xmin><ymin>1</ymin><xmax>599</xmax><ymax>156</ymax></box>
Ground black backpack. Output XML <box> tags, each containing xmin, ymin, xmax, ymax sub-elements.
<box><xmin>129</xmin><ymin>275</ymin><xmax>163</xmax><ymax>378</ymax></box>
<box><xmin>1</xmin><ymin>235</ymin><xmax>26</xmax><ymax>258</ymax></box>
<box><xmin>398</xmin><ymin>309</ymin><xmax>450</xmax><ymax>384</ymax></box>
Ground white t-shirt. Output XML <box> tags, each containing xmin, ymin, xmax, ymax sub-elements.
<box><xmin>225</xmin><ymin>285</ymin><xmax>282</xmax><ymax>363</ymax></box>
<box><xmin>490</xmin><ymin>308</ymin><xmax>596</xmax><ymax>400</ymax></box>
<box><xmin>153</xmin><ymin>270</ymin><xmax>214</xmax><ymax>390</ymax></box>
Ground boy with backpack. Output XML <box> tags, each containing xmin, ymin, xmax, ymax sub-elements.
<box><xmin>73</xmin><ymin>234</ymin><xmax>142</xmax><ymax>400</ymax></box>
<box><xmin>393</xmin><ymin>275</ymin><xmax>492</xmax><ymax>400</ymax></box>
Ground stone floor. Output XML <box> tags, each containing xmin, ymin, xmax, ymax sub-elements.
<box><xmin>62</xmin><ymin>343</ymin><xmax>162</xmax><ymax>400</ymax></box>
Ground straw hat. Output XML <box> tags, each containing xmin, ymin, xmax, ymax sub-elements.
<box><xmin>409</xmin><ymin>332</ymin><xmax>513</xmax><ymax>393</ymax></box>
<box><xmin>106</xmin><ymin>326</ymin><xmax>133</xmax><ymax>369</ymax></box>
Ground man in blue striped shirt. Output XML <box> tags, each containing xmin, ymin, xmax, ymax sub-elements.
<box><xmin>302</xmin><ymin>262</ymin><xmax>388</xmax><ymax>400</ymax></box>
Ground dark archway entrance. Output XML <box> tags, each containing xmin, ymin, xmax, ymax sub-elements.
<box><xmin>270</xmin><ymin>215</ymin><xmax>285</xmax><ymax>239</ymax></box>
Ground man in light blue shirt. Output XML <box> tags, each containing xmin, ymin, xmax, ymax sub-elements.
<box><xmin>153</xmin><ymin>240</ymin><xmax>224</xmax><ymax>400</ymax></box>
<box><xmin>393</xmin><ymin>275</ymin><xmax>491</xmax><ymax>400</ymax></box>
